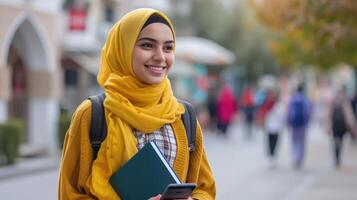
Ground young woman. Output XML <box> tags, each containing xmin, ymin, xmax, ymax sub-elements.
<box><xmin>58</xmin><ymin>8</ymin><xmax>216</xmax><ymax>200</ymax></box>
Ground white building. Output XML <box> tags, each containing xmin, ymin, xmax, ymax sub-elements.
<box><xmin>0</xmin><ymin>0</ymin><xmax>62</xmax><ymax>155</ymax></box>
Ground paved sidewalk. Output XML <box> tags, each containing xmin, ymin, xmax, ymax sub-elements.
<box><xmin>291</xmin><ymin>138</ymin><xmax>357</xmax><ymax>200</ymax></box>
<box><xmin>204</xmin><ymin>121</ymin><xmax>357</xmax><ymax>200</ymax></box>
<box><xmin>0</xmin><ymin>156</ymin><xmax>59</xmax><ymax>181</ymax></box>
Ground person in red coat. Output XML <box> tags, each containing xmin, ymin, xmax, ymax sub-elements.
<box><xmin>216</xmin><ymin>84</ymin><xmax>237</xmax><ymax>136</ymax></box>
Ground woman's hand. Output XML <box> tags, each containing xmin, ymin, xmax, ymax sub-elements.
<box><xmin>148</xmin><ymin>195</ymin><xmax>193</xmax><ymax>200</ymax></box>
<box><xmin>148</xmin><ymin>194</ymin><xmax>161</xmax><ymax>200</ymax></box>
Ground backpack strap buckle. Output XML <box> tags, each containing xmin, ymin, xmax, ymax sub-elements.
<box><xmin>91</xmin><ymin>140</ymin><xmax>102</xmax><ymax>148</ymax></box>
<box><xmin>188</xmin><ymin>144</ymin><xmax>195</xmax><ymax>152</ymax></box>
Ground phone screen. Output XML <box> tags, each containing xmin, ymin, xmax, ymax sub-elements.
<box><xmin>160</xmin><ymin>183</ymin><xmax>196</xmax><ymax>200</ymax></box>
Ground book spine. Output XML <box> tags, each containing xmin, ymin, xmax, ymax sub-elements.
<box><xmin>150</xmin><ymin>141</ymin><xmax>181</xmax><ymax>184</ymax></box>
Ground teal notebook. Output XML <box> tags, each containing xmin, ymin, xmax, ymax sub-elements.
<box><xmin>109</xmin><ymin>141</ymin><xmax>181</xmax><ymax>200</ymax></box>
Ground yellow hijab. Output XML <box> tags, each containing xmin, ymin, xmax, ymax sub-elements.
<box><xmin>90</xmin><ymin>8</ymin><xmax>184</xmax><ymax>199</ymax></box>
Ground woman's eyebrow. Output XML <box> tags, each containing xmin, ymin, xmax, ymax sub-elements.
<box><xmin>137</xmin><ymin>37</ymin><xmax>174</xmax><ymax>44</ymax></box>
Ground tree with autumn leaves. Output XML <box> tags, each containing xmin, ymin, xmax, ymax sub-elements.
<box><xmin>250</xmin><ymin>0</ymin><xmax>357</xmax><ymax>69</ymax></box>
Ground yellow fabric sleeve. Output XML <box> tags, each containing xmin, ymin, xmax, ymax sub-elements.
<box><xmin>58</xmin><ymin>100</ymin><xmax>95</xmax><ymax>200</ymax></box>
<box><xmin>58</xmin><ymin>100</ymin><xmax>216</xmax><ymax>200</ymax></box>
<box><xmin>187</xmin><ymin>123</ymin><xmax>216</xmax><ymax>200</ymax></box>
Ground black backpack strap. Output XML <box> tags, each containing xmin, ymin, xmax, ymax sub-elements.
<box><xmin>178</xmin><ymin>99</ymin><xmax>197</xmax><ymax>152</ymax></box>
<box><xmin>87</xmin><ymin>95</ymin><xmax>196</xmax><ymax>159</ymax></box>
<box><xmin>88</xmin><ymin>93</ymin><xmax>107</xmax><ymax>159</ymax></box>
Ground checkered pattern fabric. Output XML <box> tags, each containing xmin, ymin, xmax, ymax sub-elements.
<box><xmin>134</xmin><ymin>124</ymin><xmax>177</xmax><ymax>167</ymax></box>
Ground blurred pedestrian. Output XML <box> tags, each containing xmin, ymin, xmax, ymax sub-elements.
<box><xmin>287</xmin><ymin>83</ymin><xmax>312</xmax><ymax>169</ymax></box>
<box><xmin>207</xmin><ymin>92</ymin><xmax>218</xmax><ymax>132</ymax></box>
<box><xmin>349</xmin><ymin>91</ymin><xmax>357</xmax><ymax>142</ymax></box>
<box><xmin>254</xmin><ymin>88</ymin><xmax>266</xmax><ymax>128</ymax></box>
<box><xmin>241</xmin><ymin>86</ymin><xmax>255</xmax><ymax>139</ymax></box>
<box><xmin>216</xmin><ymin>84</ymin><xmax>237</xmax><ymax>136</ymax></box>
<box><xmin>328</xmin><ymin>86</ymin><xmax>356</xmax><ymax>168</ymax></box>
<box><xmin>264</xmin><ymin>92</ymin><xmax>285</xmax><ymax>168</ymax></box>
<box><xmin>256</xmin><ymin>89</ymin><xmax>275</xmax><ymax>129</ymax></box>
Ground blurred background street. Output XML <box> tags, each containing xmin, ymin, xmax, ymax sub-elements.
<box><xmin>1</xmin><ymin>119</ymin><xmax>357</xmax><ymax>200</ymax></box>
<box><xmin>1</xmin><ymin>0</ymin><xmax>357</xmax><ymax>199</ymax></box>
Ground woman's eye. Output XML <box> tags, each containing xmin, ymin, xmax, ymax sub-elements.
<box><xmin>140</xmin><ymin>43</ymin><xmax>153</xmax><ymax>49</ymax></box>
<box><xmin>164</xmin><ymin>45</ymin><xmax>173</xmax><ymax>52</ymax></box>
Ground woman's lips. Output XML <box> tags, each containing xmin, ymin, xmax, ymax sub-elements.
<box><xmin>145</xmin><ymin>65</ymin><xmax>166</xmax><ymax>75</ymax></box>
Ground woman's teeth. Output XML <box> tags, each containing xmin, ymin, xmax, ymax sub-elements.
<box><xmin>147</xmin><ymin>65</ymin><xmax>166</xmax><ymax>72</ymax></box>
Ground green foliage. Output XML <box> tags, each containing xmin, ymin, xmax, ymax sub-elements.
<box><xmin>191</xmin><ymin>0</ymin><xmax>279</xmax><ymax>81</ymax></box>
<box><xmin>191</xmin><ymin>0</ymin><xmax>230</xmax><ymax>40</ymax></box>
<box><xmin>0</xmin><ymin>119</ymin><xmax>24</xmax><ymax>165</ymax></box>
<box><xmin>58</xmin><ymin>114</ymin><xmax>71</xmax><ymax>149</ymax></box>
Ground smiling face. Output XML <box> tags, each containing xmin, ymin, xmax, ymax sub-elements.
<box><xmin>132</xmin><ymin>23</ymin><xmax>175</xmax><ymax>85</ymax></box>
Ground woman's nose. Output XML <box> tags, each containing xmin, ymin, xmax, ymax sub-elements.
<box><xmin>153</xmin><ymin>48</ymin><xmax>165</xmax><ymax>61</ymax></box>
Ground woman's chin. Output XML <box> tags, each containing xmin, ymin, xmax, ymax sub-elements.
<box><xmin>141</xmin><ymin>77</ymin><xmax>165</xmax><ymax>85</ymax></box>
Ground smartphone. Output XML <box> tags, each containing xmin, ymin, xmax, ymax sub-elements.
<box><xmin>160</xmin><ymin>183</ymin><xmax>197</xmax><ymax>200</ymax></box>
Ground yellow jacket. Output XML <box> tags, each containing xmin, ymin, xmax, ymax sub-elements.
<box><xmin>58</xmin><ymin>100</ymin><xmax>216</xmax><ymax>200</ymax></box>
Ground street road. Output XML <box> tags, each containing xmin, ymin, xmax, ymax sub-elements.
<box><xmin>1</xmin><ymin>120</ymin><xmax>357</xmax><ymax>200</ymax></box>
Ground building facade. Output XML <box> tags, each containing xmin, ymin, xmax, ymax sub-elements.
<box><xmin>0</xmin><ymin>0</ymin><xmax>62</xmax><ymax>155</ymax></box>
